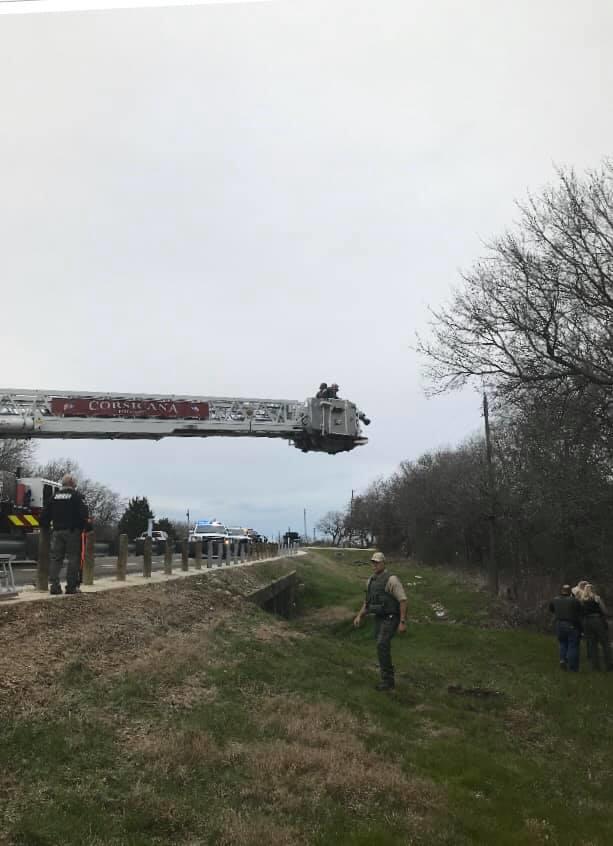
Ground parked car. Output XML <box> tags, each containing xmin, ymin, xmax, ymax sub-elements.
<box><xmin>189</xmin><ymin>521</ymin><xmax>229</xmax><ymax>558</ymax></box>
<box><xmin>226</xmin><ymin>527</ymin><xmax>250</xmax><ymax>555</ymax></box>
<box><xmin>246</xmin><ymin>529</ymin><xmax>267</xmax><ymax>543</ymax></box>
<box><xmin>138</xmin><ymin>530</ymin><xmax>169</xmax><ymax>543</ymax></box>
<box><xmin>135</xmin><ymin>530</ymin><xmax>169</xmax><ymax>555</ymax></box>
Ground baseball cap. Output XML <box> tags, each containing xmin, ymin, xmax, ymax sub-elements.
<box><xmin>371</xmin><ymin>552</ymin><xmax>385</xmax><ymax>563</ymax></box>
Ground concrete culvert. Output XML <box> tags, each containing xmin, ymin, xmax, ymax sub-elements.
<box><xmin>247</xmin><ymin>572</ymin><xmax>299</xmax><ymax>619</ymax></box>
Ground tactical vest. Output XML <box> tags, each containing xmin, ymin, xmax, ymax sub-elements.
<box><xmin>366</xmin><ymin>570</ymin><xmax>400</xmax><ymax>617</ymax></box>
<box><xmin>46</xmin><ymin>487</ymin><xmax>87</xmax><ymax>531</ymax></box>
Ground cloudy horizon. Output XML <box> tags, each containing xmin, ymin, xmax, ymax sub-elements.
<box><xmin>2</xmin><ymin>0</ymin><xmax>612</xmax><ymax>536</ymax></box>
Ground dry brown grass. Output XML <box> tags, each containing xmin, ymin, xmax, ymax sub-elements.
<box><xmin>124</xmin><ymin>726</ymin><xmax>223</xmax><ymax>777</ymax></box>
<box><xmin>217</xmin><ymin>809</ymin><xmax>303</xmax><ymax>846</ymax></box>
<box><xmin>252</xmin><ymin>620</ymin><xmax>306</xmax><ymax>642</ymax></box>
<box><xmin>116</xmin><ymin>693</ymin><xmax>441</xmax><ymax>837</ymax></box>
<box><xmin>0</xmin><ymin>574</ymin><xmax>270</xmax><ymax>715</ymax></box>
<box><xmin>241</xmin><ymin>694</ymin><xmax>442</xmax><ymax>819</ymax></box>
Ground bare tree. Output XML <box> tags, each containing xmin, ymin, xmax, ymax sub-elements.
<box><xmin>315</xmin><ymin>510</ymin><xmax>347</xmax><ymax>546</ymax></box>
<box><xmin>35</xmin><ymin>458</ymin><xmax>82</xmax><ymax>483</ymax></box>
<box><xmin>0</xmin><ymin>440</ymin><xmax>36</xmax><ymax>474</ymax></box>
<box><xmin>419</xmin><ymin>162</ymin><xmax>613</xmax><ymax>422</ymax></box>
<box><xmin>35</xmin><ymin>457</ymin><xmax>124</xmax><ymax>529</ymax></box>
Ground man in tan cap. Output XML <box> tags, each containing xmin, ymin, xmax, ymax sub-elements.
<box><xmin>353</xmin><ymin>552</ymin><xmax>407</xmax><ymax>690</ymax></box>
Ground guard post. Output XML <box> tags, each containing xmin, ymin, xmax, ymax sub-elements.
<box><xmin>37</xmin><ymin>527</ymin><xmax>50</xmax><ymax>592</ymax></box>
<box><xmin>164</xmin><ymin>537</ymin><xmax>173</xmax><ymax>575</ymax></box>
<box><xmin>143</xmin><ymin>536</ymin><xmax>152</xmax><ymax>578</ymax></box>
<box><xmin>117</xmin><ymin>533</ymin><xmax>128</xmax><ymax>581</ymax></box>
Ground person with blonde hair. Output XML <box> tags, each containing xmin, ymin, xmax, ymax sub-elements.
<box><xmin>572</xmin><ymin>580</ymin><xmax>588</xmax><ymax>600</ymax></box>
<box><xmin>581</xmin><ymin>584</ymin><xmax>612</xmax><ymax>671</ymax></box>
<box><xmin>571</xmin><ymin>581</ymin><xmax>591</xmax><ymax>661</ymax></box>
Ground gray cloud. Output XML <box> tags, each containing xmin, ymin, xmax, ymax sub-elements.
<box><xmin>2</xmin><ymin>0</ymin><xmax>612</xmax><ymax>535</ymax></box>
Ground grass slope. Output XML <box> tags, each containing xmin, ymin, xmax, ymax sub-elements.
<box><xmin>1</xmin><ymin>550</ymin><xmax>612</xmax><ymax>845</ymax></box>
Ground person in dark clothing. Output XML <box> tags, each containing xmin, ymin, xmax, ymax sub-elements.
<box><xmin>327</xmin><ymin>383</ymin><xmax>339</xmax><ymax>399</ymax></box>
<box><xmin>580</xmin><ymin>584</ymin><xmax>612</xmax><ymax>671</ymax></box>
<box><xmin>549</xmin><ymin>584</ymin><xmax>583</xmax><ymax>671</ymax></box>
<box><xmin>39</xmin><ymin>474</ymin><xmax>89</xmax><ymax>595</ymax></box>
<box><xmin>316</xmin><ymin>382</ymin><xmax>328</xmax><ymax>398</ymax></box>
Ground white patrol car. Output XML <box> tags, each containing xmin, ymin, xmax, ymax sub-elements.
<box><xmin>189</xmin><ymin>520</ymin><xmax>229</xmax><ymax>558</ymax></box>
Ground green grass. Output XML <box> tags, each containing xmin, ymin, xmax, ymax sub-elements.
<box><xmin>2</xmin><ymin>552</ymin><xmax>613</xmax><ymax>845</ymax></box>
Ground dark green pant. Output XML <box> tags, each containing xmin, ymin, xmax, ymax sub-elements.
<box><xmin>374</xmin><ymin>615</ymin><xmax>399</xmax><ymax>684</ymax></box>
<box><xmin>50</xmin><ymin>530</ymin><xmax>81</xmax><ymax>591</ymax></box>
<box><xmin>584</xmin><ymin>616</ymin><xmax>612</xmax><ymax>670</ymax></box>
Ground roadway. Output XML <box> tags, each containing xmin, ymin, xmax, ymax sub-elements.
<box><xmin>11</xmin><ymin>555</ymin><xmax>229</xmax><ymax>588</ymax></box>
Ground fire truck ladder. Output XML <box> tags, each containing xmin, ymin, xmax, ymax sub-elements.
<box><xmin>0</xmin><ymin>390</ymin><xmax>369</xmax><ymax>455</ymax></box>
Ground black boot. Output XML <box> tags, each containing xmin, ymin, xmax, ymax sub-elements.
<box><xmin>49</xmin><ymin>584</ymin><xmax>63</xmax><ymax>596</ymax></box>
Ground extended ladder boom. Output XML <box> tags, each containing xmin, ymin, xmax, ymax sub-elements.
<box><xmin>0</xmin><ymin>389</ymin><xmax>368</xmax><ymax>454</ymax></box>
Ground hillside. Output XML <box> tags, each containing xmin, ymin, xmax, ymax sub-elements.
<box><xmin>1</xmin><ymin>550</ymin><xmax>611</xmax><ymax>845</ymax></box>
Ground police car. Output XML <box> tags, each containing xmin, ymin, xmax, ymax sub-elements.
<box><xmin>189</xmin><ymin>520</ymin><xmax>229</xmax><ymax>558</ymax></box>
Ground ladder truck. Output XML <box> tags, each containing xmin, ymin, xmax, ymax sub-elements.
<box><xmin>0</xmin><ymin>389</ymin><xmax>369</xmax><ymax>454</ymax></box>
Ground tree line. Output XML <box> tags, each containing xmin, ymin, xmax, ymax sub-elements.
<box><xmin>319</xmin><ymin>162</ymin><xmax>613</xmax><ymax>600</ymax></box>
<box><xmin>0</xmin><ymin>441</ymin><xmax>182</xmax><ymax>540</ymax></box>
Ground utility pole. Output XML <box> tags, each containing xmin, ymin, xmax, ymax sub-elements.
<box><xmin>483</xmin><ymin>392</ymin><xmax>498</xmax><ymax>595</ymax></box>
<box><xmin>186</xmin><ymin>509</ymin><xmax>190</xmax><ymax>540</ymax></box>
<box><xmin>303</xmin><ymin>508</ymin><xmax>307</xmax><ymax>542</ymax></box>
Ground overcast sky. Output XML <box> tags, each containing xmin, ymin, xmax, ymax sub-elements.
<box><xmin>2</xmin><ymin>0</ymin><xmax>612</xmax><ymax>536</ymax></box>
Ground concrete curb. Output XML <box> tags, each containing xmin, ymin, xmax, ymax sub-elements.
<box><xmin>5</xmin><ymin>551</ymin><xmax>306</xmax><ymax>605</ymax></box>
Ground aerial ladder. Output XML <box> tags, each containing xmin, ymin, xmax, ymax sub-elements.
<box><xmin>0</xmin><ymin>389</ymin><xmax>369</xmax><ymax>455</ymax></box>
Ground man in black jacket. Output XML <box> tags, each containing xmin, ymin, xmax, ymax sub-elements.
<box><xmin>39</xmin><ymin>474</ymin><xmax>89</xmax><ymax>595</ymax></box>
<box><xmin>549</xmin><ymin>584</ymin><xmax>582</xmax><ymax>671</ymax></box>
